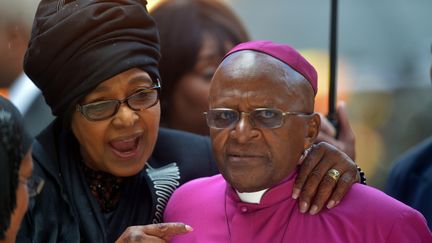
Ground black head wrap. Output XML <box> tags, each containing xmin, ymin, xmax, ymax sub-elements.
<box><xmin>24</xmin><ymin>0</ymin><xmax>161</xmax><ymax>117</ymax></box>
<box><xmin>0</xmin><ymin>96</ymin><xmax>33</xmax><ymax>239</ymax></box>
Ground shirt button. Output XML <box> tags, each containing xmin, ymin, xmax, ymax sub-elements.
<box><xmin>241</xmin><ymin>206</ymin><xmax>248</xmax><ymax>213</ymax></box>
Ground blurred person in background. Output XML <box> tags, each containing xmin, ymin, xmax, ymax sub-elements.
<box><xmin>319</xmin><ymin>47</ymin><xmax>432</xmax><ymax>229</ymax></box>
<box><xmin>17</xmin><ymin>0</ymin><xmax>361</xmax><ymax>242</ymax></box>
<box><xmin>151</xmin><ymin>0</ymin><xmax>250</xmax><ymax>136</ymax></box>
<box><xmin>0</xmin><ymin>96</ymin><xmax>43</xmax><ymax>243</ymax></box>
<box><xmin>385</xmin><ymin>47</ymin><xmax>432</xmax><ymax>229</ymax></box>
<box><xmin>0</xmin><ymin>0</ymin><xmax>54</xmax><ymax>136</ymax></box>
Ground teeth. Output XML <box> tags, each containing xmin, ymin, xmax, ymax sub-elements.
<box><xmin>111</xmin><ymin>137</ymin><xmax>138</xmax><ymax>152</ymax></box>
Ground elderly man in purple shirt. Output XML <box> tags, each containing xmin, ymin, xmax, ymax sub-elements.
<box><xmin>164</xmin><ymin>40</ymin><xmax>432</xmax><ymax>242</ymax></box>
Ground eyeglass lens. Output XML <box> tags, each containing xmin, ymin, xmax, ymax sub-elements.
<box><xmin>80</xmin><ymin>88</ymin><xmax>159</xmax><ymax>121</ymax></box>
<box><xmin>206</xmin><ymin>108</ymin><xmax>285</xmax><ymax>129</ymax></box>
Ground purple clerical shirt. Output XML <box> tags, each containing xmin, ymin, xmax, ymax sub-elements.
<box><xmin>164</xmin><ymin>172</ymin><xmax>432</xmax><ymax>243</ymax></box>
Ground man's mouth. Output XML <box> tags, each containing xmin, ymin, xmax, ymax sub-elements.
<box><xmin>226</xmin><ymin>153</ymin><xmax>264</xmax><ymax>163</ymax></box>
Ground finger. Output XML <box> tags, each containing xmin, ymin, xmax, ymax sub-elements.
<box><xmin>115</xmin><ymin>228</ymin><xmax>165</xmax><ymax>243</ymax></box>
<box><xmin>296</xmin><ymin>143</ymin><xmax>335</xmax><ymax>213</ymax></box>
<box><xmin>318</xmin><ymin>113</ymin><xmax>336</xmax><ymax>137</ymax></box>
<box><xmin>143</xmin><ymin>223</ymin><xmax>193</xmax><ymax>240</ymax></box>
<box><xmin>298</xmin><ymin>155</ymin><xmax>334</xmax><ymax>214</ymax></box>
<box><xmin>293</xmin><ymin>144</ymin><xmax>322</xmax><ymax>200</ymax></box>
<box><xmin>308</xmin><ymin>165</ymin><xmax>343</xmax><ymax>215</ymax></box>
<box><xmin>326</xmin><ymin>169</ymin><xmax>358</xmax><ymax>209</ymax></box>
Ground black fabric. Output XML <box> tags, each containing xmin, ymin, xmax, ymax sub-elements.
<box><xmin>386</xmin><ymin>137</ymin><xmax>432</xmax><ymax>230</ymax></box>
<box><xmin>56</xmin><ymin>130</ymin><xmax>153</xmax><ymax>242</ymax></box>
<box><xmin>24</xmin><ymin>0</ymin><xmax>160</xmax><ymax>116</ymax></box>
<box><xmin>17</xmin><ymin>120</ymin><xmax>218</xmax><ymax>243</ymax></box>
<box><xmin>81</xmin><ymin>163</ymin><xmax>124</xmax><ymax>213</ymax></box>
<box><xmin>21</xmin><ymin>92</ymin><xmax>54</xmax><ymax>137</ymax></box>
<box><xmin>0</xmin><ymin>96</ymin><xmax>33</xmax><ymax>239</ymax></box>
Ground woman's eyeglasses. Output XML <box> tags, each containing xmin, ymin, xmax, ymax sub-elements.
<box><xmin>204</xmin><ymin>108</ymin><xmax>312</xmax><ymax>129</ymax></box>
<box><xmin>76</xmin><ymin>81</ymin><xmax>161</xmax><ymax>121</ymax></box>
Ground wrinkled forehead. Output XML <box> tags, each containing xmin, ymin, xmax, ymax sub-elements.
<box><xmin>210</xmin><ymin>51</ymin><xmax>314</xmax><ymax>99</ymax></box>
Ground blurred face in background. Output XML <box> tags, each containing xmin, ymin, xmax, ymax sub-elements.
<box><xmin>0</xmin><ymin>24</ymin><xmax>29</xmax><ymax>87</ymax></box>
<box><xmin>170</xmin><ymin>34</ymin><xmax>233</xmax><ymax>135</ymax></box>
<box><xmin>151</xmin><ymin>0</ymin><xmax>250</xmax><ymax>135</ymax></box>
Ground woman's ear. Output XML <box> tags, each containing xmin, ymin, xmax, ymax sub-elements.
<box><xmin>304</xmin><ymin>113</ymin><xmax>320</xmax><ymax>149</ymax></box>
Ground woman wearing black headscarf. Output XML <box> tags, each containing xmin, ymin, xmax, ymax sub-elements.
<box><xmin>17</xmin><ymin>0</ymin><xmax>361</xmax><ymax>242</ymax></box>
<box><xmin>0</xmin><ymin>96</ymin><xmax>37</xmax><ymax>243</ymax></box>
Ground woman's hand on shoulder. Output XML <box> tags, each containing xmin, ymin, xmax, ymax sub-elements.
<box><xmin>293</xmin><ymin>142</ymin><xmax>360</xmax><ymax>215</ymax></box>
<box><xmin>115</xmin><ymin>222</ymin><xmax>193</xmax><ymax>243</ymax></box>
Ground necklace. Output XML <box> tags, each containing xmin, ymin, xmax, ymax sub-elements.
<box><xmin>81</xmin><ymin>161</ymin><xmax>124</xmax><ymax>212</ymax></box>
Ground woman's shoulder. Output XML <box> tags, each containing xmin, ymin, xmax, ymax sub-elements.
<box><xmin>149</xmin><ymin>128</ymin><xmax>218</xmax><ymax>182</ymax></box>
<box><xmin>156</xmin><ymin>127</ymin><xmax>210</xmax><ymax>146</ymax></box>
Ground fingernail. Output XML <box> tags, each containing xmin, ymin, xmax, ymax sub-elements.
<box><xmin>185</xmin><ymin>225</ymin><xmax>193</xmax><ymax>232</ymax></box>
<box><xmin>309</xmin><ymin>205</ymin><xmax>318</xmax><ymax>215</ymax></box>
<box><xmin>327</xmin><ymin>200</ymin><xmax>335</xmax><ymax>209</ymax></box>
<box><xmin>300</xmin><ymin>201</ymin><xmax>308</xmax><ymax>213</ymax></box>
<box><xmin>292</xmin><ymin>188</ymin><xmax>300</xmax><ymax>199</ymax></box>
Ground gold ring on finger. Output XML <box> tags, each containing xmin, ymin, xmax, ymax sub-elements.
<box><xmin>327</xmin><ymin>168</ymin><xmax>341</xmax><ymax>182</ymax></box>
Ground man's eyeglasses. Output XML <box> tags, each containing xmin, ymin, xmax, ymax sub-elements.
<box><xmin>204</xmin><ymin>108</ymin><xmax>312</xmax><ymax>129</ymax></box>
<box><xmin>76</xmin><ymin>80</ymin><xmax>160</xmax><ymax>121</ymax></box>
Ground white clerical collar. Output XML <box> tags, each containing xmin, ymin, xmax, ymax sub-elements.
<box><xmin>236</xmin><ymin>188</ymin><xmax>269</xmax><ymax>204</ymax></box>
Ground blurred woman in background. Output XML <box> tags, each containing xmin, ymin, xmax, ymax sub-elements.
<box><xmin>151</xmin><ymin>0</ymin><xmax>249</xmax><ymax>135</ymax></box>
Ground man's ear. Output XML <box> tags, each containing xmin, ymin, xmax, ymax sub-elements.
<box><xmin>304</xmin><ymin>113</ymin><xmax>320</xmax><ymax>149</ymax></box>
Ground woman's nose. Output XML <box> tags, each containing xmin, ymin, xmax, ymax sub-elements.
<box><xmin>112</xmin><ymin>103</ymin><xmax>139</xmax><ymax>127</ymax></box>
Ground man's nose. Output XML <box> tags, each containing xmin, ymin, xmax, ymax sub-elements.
<box><xmin>230</xmin><ymin>113</ymin><xmax>259</xmax><ymax>143</ymax></box>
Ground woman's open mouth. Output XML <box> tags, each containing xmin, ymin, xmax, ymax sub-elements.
<box><xmin>109</xmin><ymin>133</ymin><xmax>142</xmax><ymax>159</ymax></box>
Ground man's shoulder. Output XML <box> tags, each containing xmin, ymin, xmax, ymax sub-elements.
<box><xmin>164</xmin><ymin>175</ymin><xmax>226</xmax><ymax>221</ymax></box>
<box><xmin>385</xmin><ymin>137</ymin><xmax>432</xmax><ymax>200</ymax></box>
<box><xmin>390</xmin><ymin>137</ymin><xmax>432</xmax><ymax>177</ymax></box>
<box><xmin>339</xmin><ymin>184</ymin><xmax>426</xmax><ymax>222</ymax></box>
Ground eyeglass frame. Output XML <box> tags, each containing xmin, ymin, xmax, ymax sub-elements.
<box><xmin>204</xmin><ymin>107</ymin><xmax>313</xmax><ymax>129</ymax></box>
<box><xmin>76</xmin><ymin>79</ymin><xmax>161</xmax><ymax>121</ymax></box>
